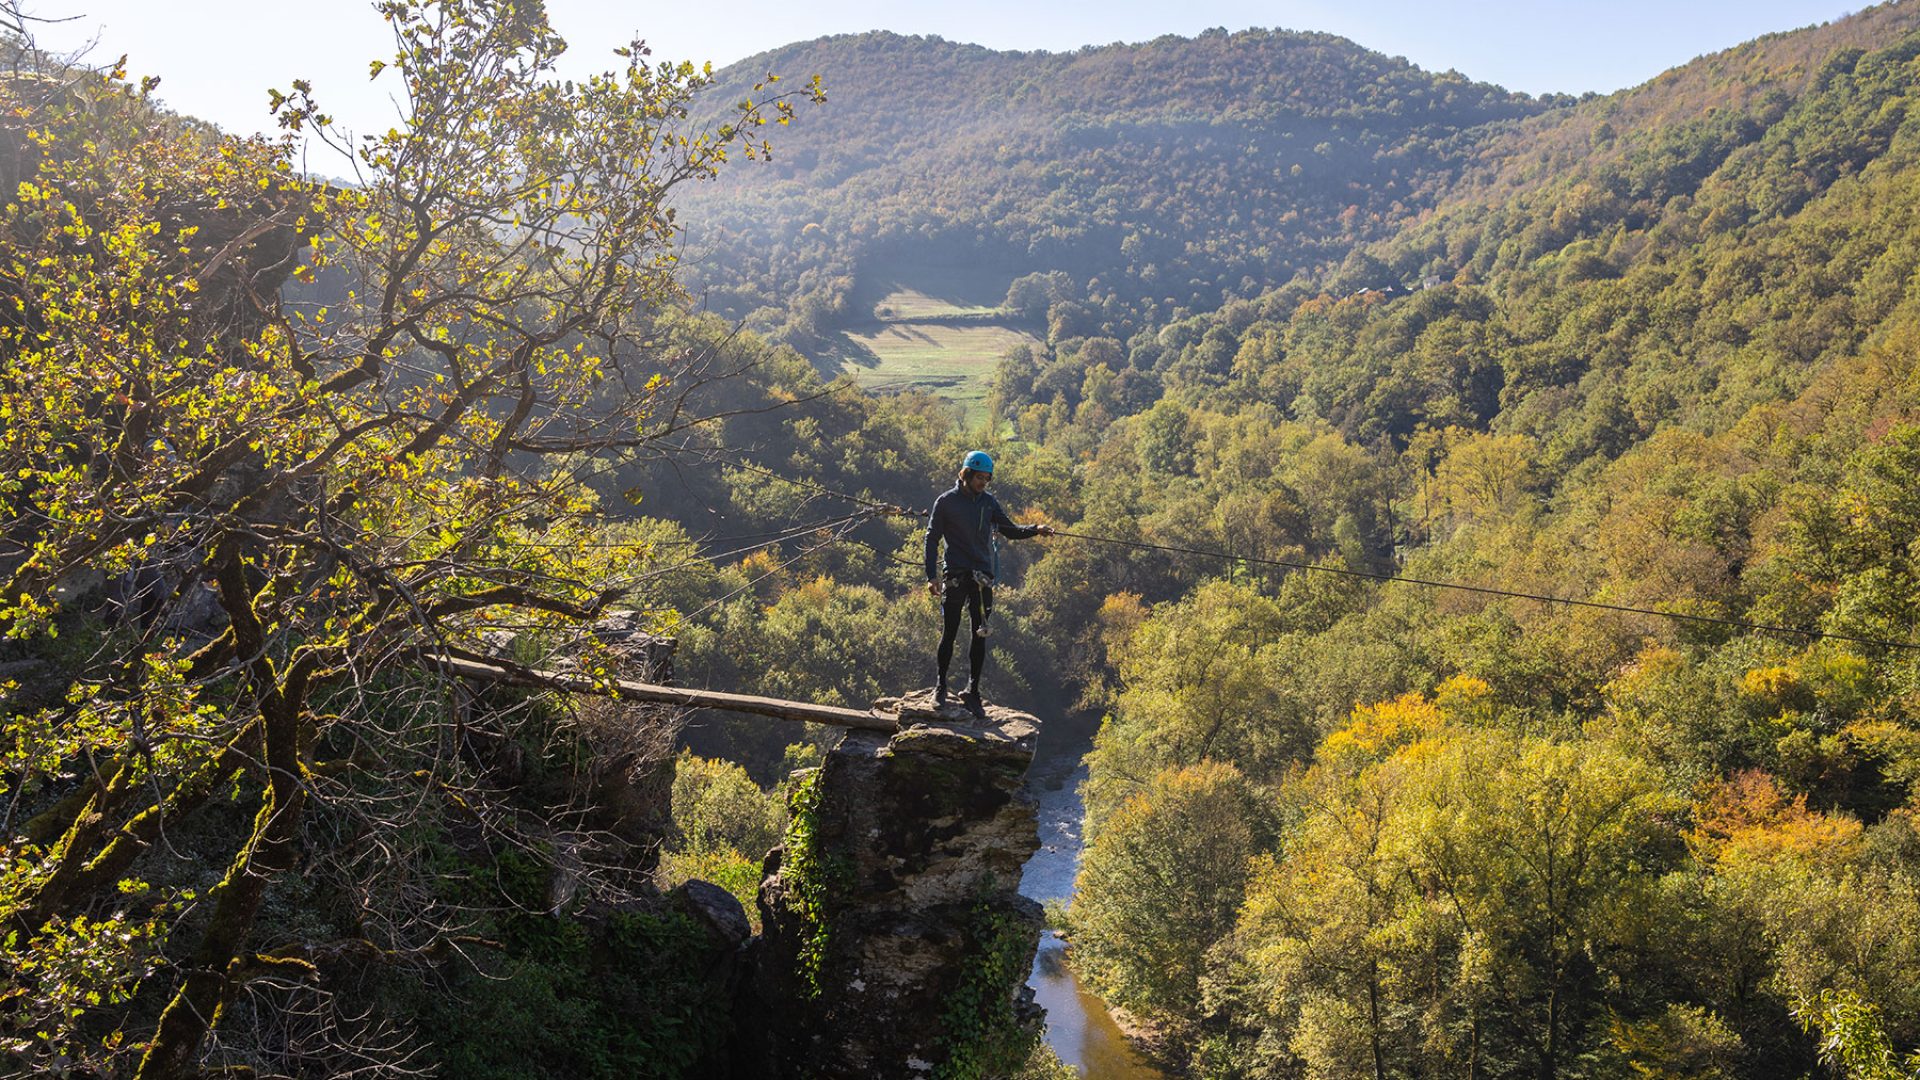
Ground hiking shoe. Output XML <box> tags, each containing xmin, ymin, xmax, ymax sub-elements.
<box><xmin>961</xmin><ymin>689</ymin><xmax>983</xmax><ymax>712</ymax></box>
<box><xmin>935</xmin><ymin>683</ymin><xmax>950</xmax><ymax>705</ymax></box>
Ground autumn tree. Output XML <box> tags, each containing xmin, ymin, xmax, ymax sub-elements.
<box><xmin>0</xmin><ymin>2</ymin><xmax>818</xmax><ymax>1075</ymax></box>
<box><xmin>1225</xmin><ymin>740</ymin><xmax>1425</xmax><ymax>1078</ymax></box>
<box><xmin>1389</xmin><ymin>731</ymin><xmax>1683</xmax><ymax>1078</ymax></box>
<box><xmin>1082</xmin><ymin>581</ymin><xmax>1314</xmax><ymax>826</ymax></box>
<box><xmin>1070</xmin><ymin>761</ymin><xmax>1269</xmax><ymax>1028</ymax></box>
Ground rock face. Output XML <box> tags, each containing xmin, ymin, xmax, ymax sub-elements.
<box><xmin>741</xmin><ymin>690</ymin><xmax>1045</xmax><ymax>1079</ymax></box>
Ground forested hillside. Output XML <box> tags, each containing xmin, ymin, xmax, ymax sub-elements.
<box><xmin>11</xmin><ymin>0</ymin><xmax>1920</xmax><ymax>1077</ymax></box>
<box><xmin>1041</xmin><ymin>10</ymin><xmax>1920</xmax><ymax>1078</ymax></box>
<box><xmin>669</xmin><ymin>29</ymin><xmax>1552</xmax><ymax>345</ymax></box>
<box><xmin>649</xmin><ymin>4</ymin><xmax>1920</xmax><ymax>1076</ymax></box>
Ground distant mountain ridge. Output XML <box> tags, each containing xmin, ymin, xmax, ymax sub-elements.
<box><xmin>671</xmin><ymin>7</ymin><xmax>1920</xmax><ymax>359</ymax></box>
<box><xmin>1189</xmin><ymin>0</ymin><xmax>1920</xmax><ymax>465</ymax></box>
<box><xmin>1404</xmin><ymin>0</ymin><xmax>1920</xmax><ymax>240</ymax></box>
<box><xmin>672</xmin><ymin>28</ymin><xmax>1555</xmax><ymax>341</ymax></box>
<box><xmin>730</xmin><ymin>27</ymin><xmax>1544</xmax><ymax>125</ymax></box>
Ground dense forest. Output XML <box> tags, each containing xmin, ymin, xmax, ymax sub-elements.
<box><xmin>8</xmin><ymin>0</ymin><xmax>1920</xmax><ymax>1076</ymax></box>
<box><xmin>664</xmin><ymin>4</ymin><xmax>1920</xmax><ymax>1077</ymax></box>
<box><xmin>669</xmin><ymin>28</ymin><xmax>1555</xmax><ymax>344</ymax></box>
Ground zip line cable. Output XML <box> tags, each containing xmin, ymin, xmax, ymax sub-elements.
<box><xmin>649</xmin><ymin>447</ymin><xmax>1920</xmax><ymax>652</ymax></box>
<box><xmin>1045</xmin><ymin>529</ymin><xmax>1920</xmax><ymax>653</ymax></box>
<box><xmin>677</xmin><ymin>513</ymin><xmax>869</xmax><ymax>621</ymax></box>
<box><xmin>512</xmin><ymin>509</ymin><xmax>884</xmax><ymax>551</ymax></box>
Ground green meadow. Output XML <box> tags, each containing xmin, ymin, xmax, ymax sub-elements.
<box><xmin>832</xmin><ymin>280</ymin><xmax>1041</xmax><ymax>425</ymax></box>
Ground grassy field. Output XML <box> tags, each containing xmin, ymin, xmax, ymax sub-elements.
<box><xmin>838</xmin><ymin>321</ymin><xmax>1041</xmax><ymax>424</ymax></box>
<box><xmin>816</xmin><ymin>271</ymin><xmax>1039</xmax><ymax>427</ymax></box>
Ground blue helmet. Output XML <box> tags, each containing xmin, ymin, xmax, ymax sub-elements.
<box><xmin>962</xmin><ymin>450</ymin><xmax>995</xmax><ymax>475</ymax></box>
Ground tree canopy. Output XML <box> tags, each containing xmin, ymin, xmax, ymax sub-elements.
<box><xmin>0</xmin><ymin>1</ymin><xmax>819</xmax><ymax>1074</ymax></box>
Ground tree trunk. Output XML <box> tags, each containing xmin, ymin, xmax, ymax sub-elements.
<box><xmin>1369</xmin><ymin>963</ymin><xmax>1387</xmax><ymax>1080</ymax></box>
<box><xmin>1541</xmin><ymin>985</ymin><xmax>1559</xmax><ymax>1080</ymax></box>
<box><xmin>9</xmin><ymin>757</ymin><xmax>138</xmax><ymax>936</ymax></box>
<box><xmin>13</xmin><ymin>734</ymin><xmax>255</xmax><ymax>939</ymax></box>
<box><xmin>1469</xmin><ymin>1010</ymin><xmax>1480</xmax><ymax>1080</ymax></box>
<box><xmin>136</xmin><ymin>544</ymin><xmax>314</xmax><ymax>1080</ymax></box>
<box><xmin>135</xmin><ymin>770</ymin><xmax>303</xmax><ymax>1080</ymax></box>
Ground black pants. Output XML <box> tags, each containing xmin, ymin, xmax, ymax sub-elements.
<box><xmin>937</xmin><ymin>572</ymin><xmax>992</xmax><ymax>690</ymax></box>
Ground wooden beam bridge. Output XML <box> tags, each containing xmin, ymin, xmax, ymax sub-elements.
<box><xmin>432</xmin><ymin>654</ymin><xmax>900</xmax><ymax>732</ymax></box>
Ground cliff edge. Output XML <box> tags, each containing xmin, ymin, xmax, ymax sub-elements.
<box><xmin>740</xmin><ymin>689</ymin><xmax>1045</xmax><ymax>1078</ymax></box>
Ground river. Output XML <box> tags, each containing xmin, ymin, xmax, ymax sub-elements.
<box><xmin>1019</xmin><ymin>722</ymin><xmax>1167</xmax><ymax>1079</ymax></box>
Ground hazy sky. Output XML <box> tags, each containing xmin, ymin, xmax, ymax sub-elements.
<box><xmin>22</xmin><ymin>0</ymin><xmax>1869</xmax><ymax>142</ymax></box>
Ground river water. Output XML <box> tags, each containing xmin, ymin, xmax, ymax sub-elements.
<box><xmin>1019</xmin><ymin>728</ymin><xmax>1167</xmax><ymax>1079</ymax></box>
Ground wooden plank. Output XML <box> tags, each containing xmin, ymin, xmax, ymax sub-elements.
<box><xmin>431</xmin><ymin>655</ymin><xmax>900</xmax><ymax>732</ymax></box>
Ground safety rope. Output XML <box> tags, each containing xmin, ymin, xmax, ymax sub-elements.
<box><xmin>654</xmin><ymin>447</ymin><xmax>1920</xmax><ymax>652</ymax></box>
<box><xmin>675</xmin><ymin>511</ymin><xmax>871</xmax><ymax>620</ymax></box>
<box><xmin>1046</xmin><ymin>529</ymin><xmax>1920</xmax><ymax>652</ymax></box>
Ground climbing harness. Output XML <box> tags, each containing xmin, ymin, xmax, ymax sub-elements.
<box><xmin>942</xmin><ymin>570</ymin><xmax>995</xmax><ymax>638</ymax></box>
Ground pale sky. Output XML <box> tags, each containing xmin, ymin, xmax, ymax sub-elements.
<box><xmin>20</xmin><ymin>0</ymin><xmax>1870</xmax><ymax>144</ymax></box>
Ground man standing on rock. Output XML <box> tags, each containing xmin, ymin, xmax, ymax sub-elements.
<box><xmin>925</xmin><ymin>450</ymin><xmax>1054</xmax><ymax>710</ymax></box>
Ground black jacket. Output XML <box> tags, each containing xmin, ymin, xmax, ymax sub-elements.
<box><xmin>924</xmin><ymin>484</ymin><xmax>1039</xmax><ymax>581</ymax></box>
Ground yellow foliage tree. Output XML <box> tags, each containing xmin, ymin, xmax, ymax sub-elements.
<box><xmin>0</xmin><ymin>3</ymin><xmax>819</xmax><ymax>1074</ymax></box>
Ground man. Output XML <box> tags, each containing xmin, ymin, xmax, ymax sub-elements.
<box><xmin>924</xmin><ymin>450</ymin><xmax>1054</xmax><ymax>709</ymax></box>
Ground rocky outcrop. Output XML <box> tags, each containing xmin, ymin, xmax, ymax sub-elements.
<box><xmin>740</xmin><ymin>690</ymin><xmax>1044</xmax><ymax>1079</ymax></box>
